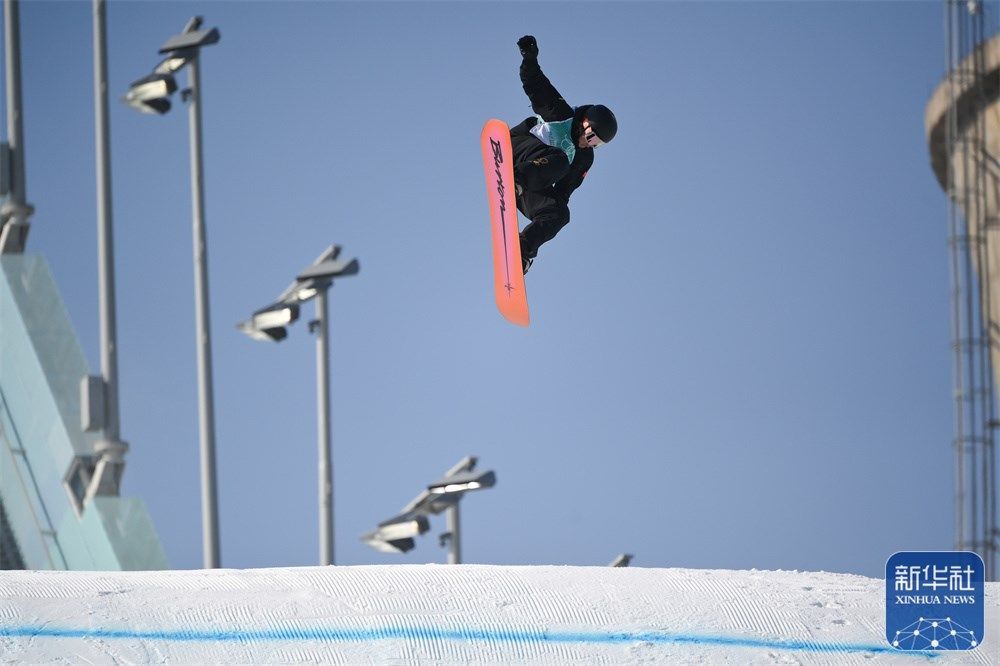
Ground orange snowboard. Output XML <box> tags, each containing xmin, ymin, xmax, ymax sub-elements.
<box><xmin>480</xmin><ymin>119</ymin><xmax>530</xmax><ymax>327</ymax></box>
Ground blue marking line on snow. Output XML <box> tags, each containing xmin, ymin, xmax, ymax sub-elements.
<box><xmin>0</xmin><ymin>623</ymin><xmax>924</xmax><ymax>656</ymax></box>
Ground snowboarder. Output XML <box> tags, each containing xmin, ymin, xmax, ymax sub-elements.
<box><xmin>511</xmin><ymin>35</ymin><xmax>618</xmax><ymax>274</ymax></box>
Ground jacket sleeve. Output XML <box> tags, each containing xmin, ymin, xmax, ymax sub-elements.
<box><xmin>520</xmin><ymin>57</ymin><xmax>574</xmax><ymax>122</ymax></box>
<box><xmin>553</xmin><ymin>150</ymin><xmax>594</xmax><ymax>203</ymax></box>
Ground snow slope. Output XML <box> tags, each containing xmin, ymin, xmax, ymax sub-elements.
<box><xmin>0</xmin><ymin>565</ymin><xmax>996</xmax><ymax>663</ymax></box>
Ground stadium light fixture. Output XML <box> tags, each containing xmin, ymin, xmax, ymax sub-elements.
<box><xmin>428</xmin><ymin>470</ymin><xmax>496</xmax><ymax>495</ymax></box>
<box><xmin>271</xmin><ymin>245</ymin><xmax>359</xmax><ymax>306</ymax></box>
<box><xmin>609</xmin><ymin>553</ymin><xmax>634</xmax><ymax>568</ymax></box>
<box><xmin>362</xmin><ymin>534</ymin><xmax>417</xmax><ymax>555</ymax></box>
<box><xmin>374</xmin><ymin>513</ymin><xmax>431</xmax><ymax>541</ymax></box>
<box><xmin>123</xmin><ymin>15</ymin><xmax>222</xmax><ymax>569</ymax></box>
<box><xmin>361</xmin><ymin>512</ymin><xmax>431</xmax><ymax>554</ymax></box>
<box><xmin>123</xmin><ymin>73</ymin><xmax>177</xmax><ymax>114</ymax></box>
<box><xmin>238</xmin><ymin>245</ymin><xmax>359</xmax><ymax>566</ymax></box>
<box><xmin>236</xmin><ymin>302</ymin><xmax>300</xmax><ymax>342</ymax></box>
<box><xmin>362</xmin><ymin>456</ymin><xmax>496</xmax><ymax>564</ymax></box>
<box><xmin>158</xmin><ymin>24</ymin><xmax>220</xmax><ymax>53</ymax></box>
<box><xmin>153</xmin><ymin>48</ymin><xmax>196</xmax><ymax>76</ymax></box>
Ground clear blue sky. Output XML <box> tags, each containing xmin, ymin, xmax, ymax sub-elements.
<box><xmin>7</xmin><ymin>1</ymin><xmax>992</xmax><ymax>576</ymax></box>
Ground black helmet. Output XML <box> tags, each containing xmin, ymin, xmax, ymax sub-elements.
<box><xmin>584</xmin><ymin>104</ymin><xmax>617</xmax><ymax>143</ymax></box>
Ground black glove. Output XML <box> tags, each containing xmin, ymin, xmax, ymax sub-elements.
<box><xmin>517</xmin><ymin>35</ymin><xmax>538</xmax><ymax>59</ymax></box>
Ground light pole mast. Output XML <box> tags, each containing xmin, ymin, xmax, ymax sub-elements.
<box><xmin>93</xmin><ymin>0</ymin><xmax>120</xmax><ymax>443</ymax></box>
<box><xmin>445</xmin><ymin>502</ymin><xmax>461</xmax><ymax>565</ymax></box>
<box><xmin>84</xmin><ymin>0</ymin><xmax>129</xmax><ymax>500</ymax></box>
<box><xmin>237</xmin><ymin>246</ymin><xmax>359</xmax><ymax>566</ymax></box>
<box><xmin>0</xmin><ymin>0</ymin><xmax>34</xmax><ymax>254</ymax></box>
<box><xmin>314</xmin><ymin>286</ymin><xmax>333</xmax><ymax>565</ymax></box>
<box><xmin>184</xmin><ymin>46</ymin><xmax>220</xmax><ymax>570</ymax></box>
<box><xmin>123</xmin><ymin>17</ymin><xmax>222</xmax><ymax>568</ymax></box>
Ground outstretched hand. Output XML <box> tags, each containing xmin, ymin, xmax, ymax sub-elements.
<box><xmin>517</xmin><ymin>35</ymin><xmax>538</xmax><ymax>59</ymax></box>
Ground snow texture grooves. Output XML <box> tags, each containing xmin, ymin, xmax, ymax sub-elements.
<box><xmin>0</xmin><ymin>565</ymin><xmax>997</xmax><ymax>664</ymax></box>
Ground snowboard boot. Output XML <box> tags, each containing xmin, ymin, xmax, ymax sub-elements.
<box><xmin>520</xmin><ymin>238</ymin><xmax>536</xmax><ymax>275</ymax></box>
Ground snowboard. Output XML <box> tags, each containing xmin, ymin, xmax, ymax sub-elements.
<box><xmin>480</xmin><ymin>119</ymin><xmax>530</xmax><ymax>327</ymax></box>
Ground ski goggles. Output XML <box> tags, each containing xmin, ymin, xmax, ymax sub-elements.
<box><xmin>582</xmin><ymin>121</ymin><xmax>605</xmax><ymax>148</ymax></box>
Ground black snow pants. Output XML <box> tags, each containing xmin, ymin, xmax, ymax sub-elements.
<box><xmin>510</xmin><ymin>133</ymin><xmax>571</xmax><ymax>260</ymax></box>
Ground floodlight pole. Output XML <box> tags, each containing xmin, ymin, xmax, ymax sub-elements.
<box><xmin>87</xmin><ymin>0</ymin><xmax>128</xmax><ymax>495</ymax></box>
<box><xmin>240</xmin><ymin>247</ymin><xmax>357</xmax><ymax>565</ymax></box>
<box><xmin>93</xmin><ymin>0</ymin><xmax>119</xmax><ymax>440</ymax></box>
<box><xmin>0</xmin><ymin>0</ymin><xmax>33</xmax><ymax>254</ymax></box>
<box><xmin>315</xmin><ymin>285</ymin><xmax>334</xmax><ymax>565</ymax></box>
<box><xmin>446</xmin><ymin>502</ymin><xmax>461</xmax><ymax>564</ymax></box>
<box><xmin>186</xmin><ymin>49</ymin><xmax>221</xmax><ymax>570</ymax></box>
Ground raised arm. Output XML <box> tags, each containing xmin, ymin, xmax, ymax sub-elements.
<box><xmin>517</xmin><ymin>36</ymin><xmax>574</xmax><ymax>122</ymax></box>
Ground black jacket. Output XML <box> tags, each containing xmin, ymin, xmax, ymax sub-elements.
<box><xmin>510</xmin><ymin>57</ymin><xmax>594</xmax><ymax>203</ymax></box>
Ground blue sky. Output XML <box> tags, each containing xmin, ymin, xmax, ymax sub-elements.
<box><xmin>6</xmin><ymin>1</ymin><xmax>992</xmax><ymax>576</ymax></box>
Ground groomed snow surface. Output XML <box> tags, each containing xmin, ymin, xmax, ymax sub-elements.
<box><xmin>0</xmin><ymin>565</ymin><xmax>996</xmax><ymax>664</ymax></box>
